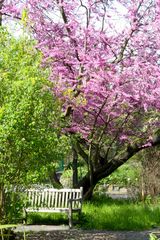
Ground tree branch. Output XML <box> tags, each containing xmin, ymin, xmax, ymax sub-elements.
<box><xmin>76</xmin><ymin>140</ymin><xmax>89</xmax><ymax>164</ymax></box>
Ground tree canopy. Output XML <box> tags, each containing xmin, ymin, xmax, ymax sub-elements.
<box><xmin>2</xmin><ymin>0</ymin><xmax>160</xmax><ymax>198</ymax></box>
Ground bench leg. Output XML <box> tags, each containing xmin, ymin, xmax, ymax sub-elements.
<box><xmin>68</xmin><ymin>208</ymin><xmax>73</xmax><ymax>228</ymax></box>
<box><xmin>23</xmin><ymin>208</ymin><xmax>27</xmax><ymax>225</ymax></box>
<box><xmin>0</xmin><ymin>229</ymin><xmax>4</xmax><ymax>240</ymax></box>
<box><xmin>78</xmin><ymin>210</ymin><xmax>81</xmax><ymax>221</ymax></box>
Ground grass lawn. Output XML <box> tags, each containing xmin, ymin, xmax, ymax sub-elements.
<box><xmin>27</xmin><ymin>195</ymin><xmax>160</xmax><ymax>230</ymax></box>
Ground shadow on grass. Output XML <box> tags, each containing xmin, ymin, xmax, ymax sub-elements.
<box><xmin>27</xmin><ymin>212</ymin><xmax>69</xmax><ymax>225</ymax></box>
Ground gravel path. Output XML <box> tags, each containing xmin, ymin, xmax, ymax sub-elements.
<box><xmin>14</xmin><ymin>225</ymin><xmax>160</xmax><ymax>240</ymax></box>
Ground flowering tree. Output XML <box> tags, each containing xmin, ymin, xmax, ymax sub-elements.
<box><xmin>2</xmin><ymin>0</ymin><xmax>160</xmax><ymax>199</ymax></box>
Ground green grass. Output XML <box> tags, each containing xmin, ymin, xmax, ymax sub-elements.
<box><xmin>27</xmin><ymin>212</ymin><xmax>68</xmax><ymax>225</ymax></box>
<box><xmin>80</xmin><ymin>195</ymin><xmax>160</xmax><ymax>230</ymax></box>
<box><xmin>26</xmin><ymin>195</ymin><xmax>160</xmax><ymax>230</ymax></box>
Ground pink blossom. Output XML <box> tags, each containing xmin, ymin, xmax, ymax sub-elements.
<box><xmin>2</xmin><ymin>0</ymin><xmax>160</xmax><ymax>144</ymax></box>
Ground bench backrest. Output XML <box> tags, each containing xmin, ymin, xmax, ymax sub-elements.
<box><xmin>26</xmin><ymin>187</ymin><xmax>83</xmax><ymax>209</ymax></box>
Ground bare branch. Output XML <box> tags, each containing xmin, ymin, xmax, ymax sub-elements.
<box><xmin>79</xmin><ymin>0</ymin><xmax>90</xmax><ymax>28</ymax></box>
<box><xmin>113</xmin><ymin>0</ymin><xmax>153</xmax><ymax>64</ymax></box>
<box><xmin>104</xmin><ymin>112</ymin><xmax>130</xmax><ymax>160</ymax></box>
<box><xmin>56</xmin><ymin>0</ymin><xmax>81</xmax><ymax>62</ymax></box>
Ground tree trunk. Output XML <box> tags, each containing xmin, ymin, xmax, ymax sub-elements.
<box><xmin>0</xmin><ymin>184</ymin><xmax>5</xmax><ymax>223</ymax></box>
<box><xmin>78</xmin><ymin>160</ymin><xmax>124</xmax><ymax>200</ymax></box>
<box><xmin>0</xmin><ymin>12</ymin><xmax>2</xmax><ymax>26</ymax></box>
<box><xmin>78</xmin><ymin>174</ymin><xmax>95</xmax><ymax>200</ymax></box>
<box><xmin>72</xmin><ymin>146</ymin><xmax>78</xmax><ymax>188</ymax></box>
<box><xmin>48</xmin><ymin>169</ymin><xmax>63</xmax><ymax>189</ymax></box>
<box><xmin>75</xmin><ymin>134</ymin><xmax>160</xmax><ymax>200</ymax></box>
<box><xmin>78</xmin><ymin>143</ymin><xmax>148</xmax><ymax>200</ymax></box>
<box><xmin>0</xmin><ymin>0</ymin><xmax>4</xmax><ymax>26</ymax></box>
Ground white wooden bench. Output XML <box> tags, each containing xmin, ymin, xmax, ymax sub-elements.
<box><xmin>24</xmin><ymin>187</ymin><xmax>83</xmax><ymax>228</ymax></box>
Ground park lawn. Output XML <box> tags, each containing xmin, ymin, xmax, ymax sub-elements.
<box><xmin>81</xmin><ymin>196</ymin><xmax>160</xmax><ymax>230</ymax></box>
<box><xmin>27</xmin><ymin>196</ymin><xmax>160</xmax><ymax>230</ymax></box>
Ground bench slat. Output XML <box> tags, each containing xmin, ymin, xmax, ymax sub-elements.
<box><xmin>62</xmin><ymin>191</ymin><xmax>65</xmax><ymax>208</ymax></box>
<box><xmin>65</xmin><ymin>191</ymin><xmax>68</xmax><ymax>208</ymax></box>
<box><xmin>51</xmin><ymin>191</ymin><xmax>55</xmax><ymax>207</ymax></box>
<box><xmin>55</xmin><ymin>192</ymin><xmax>58</xmax><ymax>208</ymax></box>
<box><xmin>41</xmin><ymin>191</ymin><xmax>44</xmax><ymax>207</ymax></box>
<box><xmin>48</xmin><ymin>190</ymin><xmax>51</xmax><ymax>208</ymax></box>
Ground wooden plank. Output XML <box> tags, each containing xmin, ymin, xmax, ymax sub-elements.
<box><xmin>41</xmin><ymin>190</ymin><xmax>45</xmax><ymax>207</ymax></box>
<box><xmin>37</xmin><ymin>191</ymin><xmax>41</xmax><ymax>207</ymax></box>
<box><xmin>68</xmin><ymin>191</ymin><xmax>71</xmax><ymax>208</ymax></box>
<box><xmin>62</xmin><ymin>191</ymin><xmax>65</xmax><ymax>208</ymax></box>
<box><xmin>26</xmin><ymin>188</ymin><xmax>83</xmax><ymax>210</ymax></box>
<box><xmin>65</xmin><ymin>191</ymin><xmax>68</xmax><ymax>208</ymax></box>
<box><xmin>72</xmin><ymin>191</ymin><xmax>76</xmax><ymax>208</ymax></box>
<box><xmin>34</xmin><ymin>190</ymin><xmax>38</xmax><ymax>207</ymax></box>
<box><xmin>48</xmin><ymin>190</ymin><xmax>51</xmax><ymax>208</ymax></box>
<box><xmin>51</xmin><ymin>191</ymin><xmax>55</xmax><ymax>207</ymax></box>
<box><xmin>75</xmin><ymin>192</ymin><xmax>78</xmax><ymax>208</ymax></box>
<box><xmin>55</xmin><ymin>191</ymin><xmax>58</xmax><ymax>208</ymax></box>
<box><xmin>44</xmin><ymin>190</ymin><xmax>48</xmax><ymax>208</ymax></box>
<box><xmin>57</xmin><ymin>192</ymin><xmax>61</xmax><ymax>208</ymax></box>
<box><xmin>31</xmin><ymin>191</ymin><xmax>34</xmax><ymax>207</ymax></box>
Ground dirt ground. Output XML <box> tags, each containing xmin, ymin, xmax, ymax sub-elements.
<box><xmin>15</xmin><ymin>226</ymin><xmax>160</xmax><ymax>240</ymax></box>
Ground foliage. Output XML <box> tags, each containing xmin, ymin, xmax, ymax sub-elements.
<box><xmin>137</xmin><ymin>147</ymin><xmax>160</xmax><ymax>201</ymax></box>
<box><xmin>4</xmin><ymin>0</ymin><xmax>160</xmax><ymax>141</ymax></box>
<box><xmin>100</xmin><ymin>160</ymin><xmax>140</xmax><ymax>187</ymax></box>
<box><xmin>4</xmin><ymin>189</ymin><xmax>25</xmax><ymax>223</ymax></box>
<box><xmin>150</xmin><ymin>233</ymin><xmax>160</xmax><ymax>240</ymax></box>
<box><xmin>95</xmin><ymin>157</ymin><xmax>141</xmax><ymax>199</ymax></box>
<box><xmin>0</xmin><ymin>28</ymin><xmax>70</xmax><ymax>187</ymax></box>
<box><xmin>60</xmin><ymin>166</ymin><xmax>88</xmax><ymax>188</ymax></box>
<box><xmin>98</xmin><ymin>147</ymin><xmax>160</xmax><ymax>201</ymax></box>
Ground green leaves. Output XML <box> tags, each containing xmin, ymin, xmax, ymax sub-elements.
<box><xmin>149</xmin><ymin>233</ymin><xmax>159</xmax><ymax>240</ymax></box>
<box><xmin>0</xmin><ymin>27</ymin><xmax>70</xmax><ymax>187</ymax></box>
